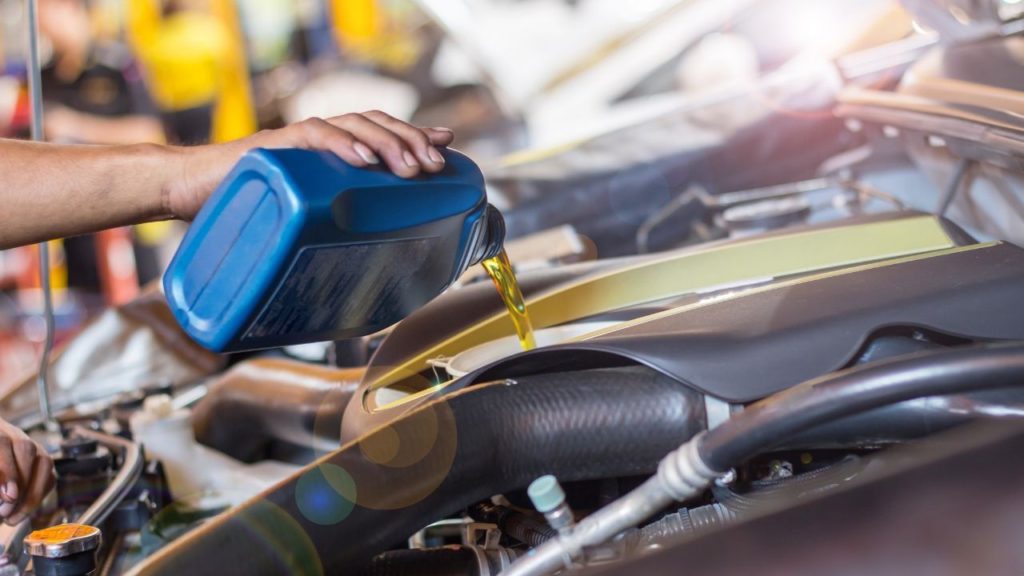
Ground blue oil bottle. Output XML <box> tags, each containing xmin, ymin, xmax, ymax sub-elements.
<box><xmin>163</xmin><ymin>147</ymin><xmax>506</xmax><ymax>352</ymax></box>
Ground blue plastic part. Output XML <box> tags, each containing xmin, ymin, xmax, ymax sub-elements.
<box><xmin>163</xmin><ymin>147</ymin><xmax>495</xmax><ymax>352</ymax></box>
<box><xmin>528</xmin><ymin>475</ymin><xmax>566</xmax><ymax>513</ymax></box>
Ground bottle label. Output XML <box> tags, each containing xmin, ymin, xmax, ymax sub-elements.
<box><xmin>242</xmin><ymin>238</ymin><xmax>438</xmax><ymax>342</ymax></box>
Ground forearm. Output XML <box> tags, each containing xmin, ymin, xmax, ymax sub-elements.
<box><xmin>0</xmin><ymin>140</ymin><xmax>181</xmax><ymax>249</ymax></box>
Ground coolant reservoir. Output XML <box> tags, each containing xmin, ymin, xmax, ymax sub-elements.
<box><xmin>130</xmin><ymin>394</ymin><xmax>297</xmax><ymax>503</ymax></box>
<box><xmin>163</xmin><ymin>147</ymin><xmax>504</xmax><ymax>352</ymax></box>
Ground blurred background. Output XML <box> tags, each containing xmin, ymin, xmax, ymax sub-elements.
<box><xmin>0</xmin><ymin>0</ymin><xmax>1012</xmax><ymax>389</ymax></box>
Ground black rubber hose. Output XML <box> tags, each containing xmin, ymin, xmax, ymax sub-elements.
<box><xmin>191</xmin><ymin>358</ymin><xmax>361</xmax><ymax>462</ymax></box>
<box><xmin>132</xmin><ymin>367</ymin><xmax>706</xmax><ymax>575</ymax></box>
<box><xmin>469</xmin><ymin>502</ymin><xmax>557</xmax><ymax>547</ymax></box>
<box><xmin>780</xmin><ymin>387</ymin><xmax>1024</xmax><ymax>449</ymax></box>
<box><xmin>699</xmin><ymin>342</ymin><xmax>1024</xmax><ymax>471</ymax></box>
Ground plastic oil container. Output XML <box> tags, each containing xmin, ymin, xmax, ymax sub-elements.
<box><xmin>163</xmin><ymin>147</ymin><xmax>504</xmax><ymax>352</ymax></box>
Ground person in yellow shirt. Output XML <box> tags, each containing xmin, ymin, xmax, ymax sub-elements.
<box><xmin>126</xmin><ymin>0</ymin><xmax>232</xmax><ymax>144</ymax></box>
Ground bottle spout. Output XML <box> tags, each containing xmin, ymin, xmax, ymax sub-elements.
<box><xmin>474</xmin><ymin>204</ymin><xmax>506</xmax><ymax>264</ymax></box>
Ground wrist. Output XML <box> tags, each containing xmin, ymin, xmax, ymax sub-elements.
<box><xmin>163</xmin><ymin>141</ymin><xmax>247</xmax><ymax>220</ymax></box>
<box><xmin>159</xmin><ymin>144</ymin><xmax>191</xmax><ymax>220</ymax></box>
<box><xmin>136</xmin><ymin>143</ymin><xmax>198</xmax><ymax>221</ymax></box>
<box><xmin>111</xmin><ymin>142</ymin><xmax>185</xmax><ymax>221</ymax></box>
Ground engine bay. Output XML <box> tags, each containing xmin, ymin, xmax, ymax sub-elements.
<box><xmin>4</xmin><ymin>2</ymin><xmax>1024</xmax><ymax>575</ymax></box>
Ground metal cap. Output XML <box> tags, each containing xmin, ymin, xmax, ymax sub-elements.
<box><xmin>24</xmin><ymin>524</ymin><xmax>101</xmax><ymax>559</ymax></box>
<box><xmin>527</xmin><ymin>475</ymin><xmax>565</xmax><ymax>514</ymax></box>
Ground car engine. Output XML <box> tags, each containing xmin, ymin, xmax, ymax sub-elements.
<box><xmin>3</xmin><ymin>1</ymin><xmax>1024</xmax><ymax>575</ymax></box>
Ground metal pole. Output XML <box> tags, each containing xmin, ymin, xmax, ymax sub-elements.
<box><xmin>25</xmin><ymin>0</ymin><xmax>56</xmax><ymax>425</ymax></box>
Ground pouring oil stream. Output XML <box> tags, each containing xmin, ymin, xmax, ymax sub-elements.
<box><xmin>481</xmin><ymin>249</ymin><xmax>536</xmax><ymax>351</ymax></box>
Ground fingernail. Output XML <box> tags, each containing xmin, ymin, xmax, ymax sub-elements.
<box><xmin>402</xmin><ymin>150</ymin><xmax>418</xmax><ymax>168</ymax></box>
<box><xmin>430</xmin><ymin>127</ymin><xmax>453</xmax><ymax>134</ymax></box>
<box><xmin>0</xmin><ymin>502</ymin><xmax>14</xmax><ymax>518</ymax></box>
<box><xmin>427</xmin><ymin>147</ymin><xmax>445</xmax><ymax>166</ymax></box>
<box><xmin>353</xmin><ymin>142</ymin><xmax>379</xmax><ymax>165</ymax></box>
<box><xmin>2</xmin><ymin>481</ymin><xmax>17</xmax><ymax>503</ymax></box>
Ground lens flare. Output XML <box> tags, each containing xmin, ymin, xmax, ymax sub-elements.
<box><xmin>295</xmin><ymin>463</ymin><xmax>357</xmax><ymax>526</ymax></box>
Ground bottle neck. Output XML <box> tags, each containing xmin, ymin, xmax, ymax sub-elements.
<box><xmin>470</xmin><ymin>204</ymin><xmax>506</xmax><ymax>265</ymax></box>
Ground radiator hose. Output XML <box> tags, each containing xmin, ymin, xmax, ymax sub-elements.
<box><xmin>504</xmin><ymin>342</ymin><xmax>1024</xmax><ymax>576</ymax></box>
<box><xmin>191</xmin><ymin>358</ymin><xmax>362</xmax><ymax>462</ymax></box>
<box><xmin>699</xmin><ymin>342</ymin><xmax>1024</xmax><ymax>469</ymax></box>
<box><xmin>129</xmin><ymin>366</ymin><xmax>706</xmax><ymax>575</ymax></box>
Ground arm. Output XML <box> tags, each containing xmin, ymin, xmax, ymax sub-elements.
<box><xmin>0</xmin><ymin>111</ymin><xmax>454</xmax><ymax>524</ymax></box>
<box><xmin>0</xmin><ymin>111</ymin><xmax>455</xmax><ymax>249</ymax></box>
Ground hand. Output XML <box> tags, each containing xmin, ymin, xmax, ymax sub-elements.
<box><xmin>165</xmin><ymin>111</ymin><xmax>456</xmax><ymax>220</ymax></box>
<box><xmin>0</xmin><ymin>420</ymin><xmax>54</xmax><ymax>525</ymax></box>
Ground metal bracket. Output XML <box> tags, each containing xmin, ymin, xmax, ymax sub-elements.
<box><xmin>463</xmin><ymin>522</ymin><xmax>502</xmax><ymax>550</ymax></box>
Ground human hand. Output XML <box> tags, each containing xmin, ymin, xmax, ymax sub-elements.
<box><xmin>0</xmin><ymin>420</ymin><xmax>54</xmax><ymax>525</ymax></box>
<box><xmin>165</xmin><ymin>111</ymin><xmax>456</xmax><ymax>220</ymax></box>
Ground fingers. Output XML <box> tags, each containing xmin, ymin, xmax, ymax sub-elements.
<box><xmin>12</xmin><ymin>436</ymin><xmax>37</xmax><ymax>498</ymax></box>
<box><xmin>425</xmin><ymin>127</ymin><xmax>455</xmax><ymax>147</ymax></box>
<box><xmin>245</xmin><ymin>113</ymin><xmax>455</xmax><ymax>180</ymax></box>
<box><xmin>326</xmin><ymin>113</ymin><xmax>417</xmax><ymax>177</ymax></box>
<box><xmin>0</xmin><ymin>437</ymin><xmax>17</xmax><ymax>519</ymax></box>
<box><xmin>0</xmin><ymin>481</ymin><xmax>16</xmax><ymax>518</ymax></box>
<box><xmin>359</xmin><ymin>110</ymin><xmax>448</xmax><ymax>174</ymax></box>
<box><xmin>0</xmin><ymin>422</ymin><xmax>53</xmax><ymax>526</ymax></box>
<box><xmin>268</xmin><ymin>113</ymin><xmax>455</xmax><ymax>178</ymax></box>
<box><xmin>8</xmin><ymin>452</ymin><xmax>54</xmax><ymax>526</ymax></box>
<box><xmin>291</xmin><ymin>118</ymin><xmax>371</xmax><ymax>170</ymax></box>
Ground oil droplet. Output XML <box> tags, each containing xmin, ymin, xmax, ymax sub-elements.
<box><xmin>481</xmin><ymin>249</ymin><xmax>536</xmax><ymax>351</ymax></box>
